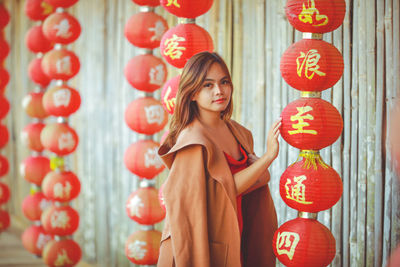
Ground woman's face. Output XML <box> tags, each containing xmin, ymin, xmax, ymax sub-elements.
<box><xmin>192</xmin><ymin>62</ymin><xmax>232</xmax><ymax>115</ymax></box>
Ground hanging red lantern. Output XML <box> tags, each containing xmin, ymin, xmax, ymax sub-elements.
<box><xmin>41</xmin><ymin>49</ymin><xmax>80</xmax><ymax>81</ymax></box>
<box><xmin>125</xmin><ymin>12</ymin><xmax>168</xmax><ymax>49</ymax></box>
<box><xmin>42</xmin><ymin>239</ymin><xmax>82</xmax><ymax>267</ymax></box>
<box><xmin>22</xmin><ymin>122</ymin><xmax>46</xmax><ymax>152</ymax></box>
<box><xmin>42</xmin><ymin>171</ymin><xmax>81</xmax><ymax>202</ymax></box>
<box><xmin>158</xmin><ymin>182</ymin><xmax>166</xmax><ymax>212</ymax></box>
<box><xmin>41</xmin><ymin>205</ymin><xmax>79</xmax><ymax>235</ymax></box>
<box><xmin>43</xmin><ymin>0</ymin><xmax>79</xmax><ymax>8</ymax></box>
<box><xmin>280</xmin><ymin>39</ymin><xmax>344</xmax><ymax>92</ymax></box>
<box><xmin>124</xmin><ymin>140</ymin><xmax>164</xmax><ymax>179</ymax></box>
<box><xmin>280</xmin><ymin>157</ymin><xmax>342</xmax><ymax>212</ymax></box>
<box><xmin>43</xmin><ymin>12</ymin><xmax>81</xmax><ymax>44</ymax></box>
<box><xmin>125</xmin><ymin>230</ymin><xmax>161</xmax><ymax>265</ymax></box>
<box><xmin>0</xmin><ymin>4</ymin><xmax>10</xmax><ymax>29</ymax></box>
<box><xmin>125</xmin><ymin>97</ymin><xmax>168</xmax><ymax>135</ymax></box>
<box><xmin>126</xmin><ymin>187</ymin><xmax>165</xmax><ymax>225</ymax></box>
<box><xmin>40</xmin><ymin>123</ymin><xmax>79</xmax><ymax>156</ymax></box>
<box><xmin>24</xmin><ymin>0</ymin><xmax>54</xmax><ymax>21</ymax></box>
<box><xmin>0</xmin><ymin>182</ymin><xmax>10</xmax><ymax>204</ymax></box>
<box><xmin>22</xmin><ymin>92</ymin><xmax>48</xmax><ymax>119</ymax></box>
<box><xmin>21</xmin><ymin>156</ymin><xmax>51</xmax><ymax>185</ymax></box>
<box><xmin>131</xmin><ymin>0</ymin><xmax>160</xmax><ymax>7</ymax></box>
<box><xmin>0</xmin><ymin>96</ymin><xmax>9</xmax><ymax>119</ymax></box>
<box><xmin>272</xmin><ymin>217</ymin><xmax>336</xmax><ymax>267</ymax></box>
<box><xmin>0</xmin><ymin>124</ymin><xmax>8</xmax><ymax>149</ymax></box>
<box><xmin>0</xmin><ymin>155</ymin><xmax>9</xmax><ymax>177</ymax></box>
<box><xmin>28</xmin><ymin>57</ymin><xmax>51</xmax><ymax>87</ymax></box>
<box><xmin>285</xmin><ymin>0</ymin><xmax>346</xmax><ymax>34</ymax></box>
<box><xmin>0</xmin><ymin>68</ymin><xmax>10</xmax><ymax>94</ymax></box>
<box><xmin>0</xmin><ymin>210</ymin><xmax>10</xmax><ymax>232</ymax></box>
<box><xmin>124</xmin><ymin>54</ymin><xmax>167</xmax><ymax>92</ymax></box>
<box><xmin>42</xmin><ymin>85</ymin><xmax>81</xmax><ymax>117</ymax></box>
<box><xmin>22</xmin><ymin>192</ymin><xmax>52</xmax><ymax>221</ymax></box>
<box><xmin>25</xmin><ymin>25</ymin><xmax>54</xmax><ymax>54</ymax></box>
<box><xmin>160</xmin><ymin>23</ymin><xmax>214</xmax><ymax>68</ymax></box>
<box><xmin>160</xmin><ymin>0</ymin><xmax>214</xmax><ymax>19</ymax></box>
<box><xmin>280</xmin><ymin>97</ymin><xmax>343</xmax><ymax>150</ymax></box>
<box><xmin>22</xmin><ymin>225</ymin><xmax>53</xmax><ymax>256</ymax></box>
<box><xmin>161</xmin><ymin>75</ymin><xmax>179</xmax><ymax>114</ymax></box>
<box><xmin>0</xmin><ymin>38</ymin><xmax>10</xmax><ymax>62</ymax></box>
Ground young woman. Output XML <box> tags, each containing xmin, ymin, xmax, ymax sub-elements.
<box><xmin>158</xmin><ymin>52</ymin><xmax>281</xmax><ymax>267</ymax></box>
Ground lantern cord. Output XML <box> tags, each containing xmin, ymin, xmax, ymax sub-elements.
<box><xmin>295</xmin><ymin>150</ymin><xmax>330</xmax><ymax>170</ymax></box>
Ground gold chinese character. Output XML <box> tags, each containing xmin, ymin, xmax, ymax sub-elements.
<box><xmin>288</xmin><ymin>106</ymin><xmax>317</xmax><ymax>135</ymax></box>
<box><xmin>163</xmin><ymin>34</ymin><xmax>186</xmax><ymax>60</ymax></box>
<box><xmin>163</xmin><ymin>86</ymin><xmax>176</xmax><ymax>112</ymax></box>
<box><xmin>285</xmin><ymin>175</ymin><xmax>313</xmax><ymax>204</ymax></box>
<box><xmin>41</xmin><ymin>2</ymin><xmax>53</xmax><ymax>15</ymax></box>
<box><xmin>54</xmin><ymin>182</ymin><xmax>72</xmax><ymax>199</ymax></box>
<box><xmin>276</xmin><ymin>231</ymin><xmax>300</xmax><ymax>260</ymax></box>
<box><xmin>51</xmin><ymin>211</ymin><xmax>70</xmax><ymax>229</ymax></box>
<box><xmin>54</xmin><ymin>249</ymin><xmax>73</xmax><ymax>266</ymax></box>
<box><xmin>166</xmin><ymin>0</ymin><xmax>181</xmax><ymax>8</ymax></box>
<box><xmin>296</xmin><ymin>49</ymin><xmax>326</xmax><ymax>80</ymax></box>
<box><xmin>298</xmin><ymin>0</ymin><xmax>329</xmax><ymax>26</ymax></box>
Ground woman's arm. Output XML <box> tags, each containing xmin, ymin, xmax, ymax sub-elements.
<box><xmin>233</xmin><ymin>119</ymin><xmax>281</xmax><ymax>195</ymax></box>
<box><xmin>241</xmin><ymin>154</ymin><xmax>270</xmax><ymax>195</ymax></box>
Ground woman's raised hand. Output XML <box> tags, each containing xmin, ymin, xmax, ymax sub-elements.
<box><xmin>266</xmin><ymin>118</ymin><xmax>281</xmax><ymax>161</ymax></box>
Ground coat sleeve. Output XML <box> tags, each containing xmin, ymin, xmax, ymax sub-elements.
<box><xmin>162</xmin><ymin>144</ymin><xmax>210</xmax><ymax>267</ymax></box>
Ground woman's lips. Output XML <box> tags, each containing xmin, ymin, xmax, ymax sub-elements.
<box><xmin>214</xmin><ymin>98</ymin><xmax>226</xmax><ymax>104</ymax></box>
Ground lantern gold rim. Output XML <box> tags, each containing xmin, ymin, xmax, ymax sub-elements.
<box><xmin>298</xmin><ymin>211</ymin><xmax>318</xmax><ymax>219</ymax></box>
<box><xmin>301</xmin><ymin>91</ymin><xmax>322</xmax><ymax>98</ymax></box>
<box><xmin>302</xmin><ymin>32</ymin><xmax>323</xmax><ymax>40</ymax></box>
<box><xmin>178</xmin><ymin>18</ymin><xmax>196</xmax><ymax>24</ymax></box>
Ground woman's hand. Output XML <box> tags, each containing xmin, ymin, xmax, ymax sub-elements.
<box><xmin>266</xmin><ymin>118</ymin><xmax>281</xmax><ymax>161</ymax></box>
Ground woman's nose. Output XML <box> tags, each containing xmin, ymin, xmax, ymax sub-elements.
<box><xmin>214</xmin><ymin>84</ymin><xmax>223</xmax><ymax>95</ymax></box>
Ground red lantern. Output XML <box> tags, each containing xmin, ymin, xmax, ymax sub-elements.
<box><xmin>22</xmin><ymin>225</ymin><xmax>53</xmax><ymax>256</ymax></box>
<box><xmin>272</xmin><ymin>217</ymin><xmax>336</xmax><ymax>267</ymax></box>
<box><xmin>280</xmin><ymin>97</ymin><xmax>343</xmax><ymax>150</ymax></box>
<box><xmin>0</xmin><ymin>124</ymin><xmax>8</xmax><ymax>149</ymax></box>
<box><xmin>43</xmin><ymin>85</ymin><xmax>81</xmax><ymax>116</ymax></box>
<box><xmin>22</xmin><ymin>122</ymin><xmax>46</xmax><ymax>152</ymax></box>
<box><xmin>280</xmin><ymin>39</ymin><xmax>344</xmax><ymax>92</ymax></box>
<box><xmin>160</xmin><ymin>0</ymin><xmax>214</xmax><ymax>19</ymax></box>
<box><xmin>22</xmin><ymin>92</ymin><xmax>48</xmax><ymax>119</ymax></box>
<box><xmin>22</xmin><ymin>192</ymin><xmax>52</xmax><ymax>221</ymax></box>
<box><xmin>28</xmin><ymin>57</ymin><xmax>51</xmax><ymax>87</ymax></box>
<box><xmin>0</xmin><ymin>4</ymin><xmax>10</xmax><ymax>29</ymax></box>
<box><xmin>161</xmin><ymin>75</ymin><xmax>179</xmax><ymax>114</ymax></box>
<box><xmin>43</xmin><ymin>12</ymin><xmax>81</xmax><ymax>44</ymax></box>
<box><xmin>125</xmin><ymin>97</ymin><xmax>168</xmax><ymax>135</ymax></box>
<box><xmin>0</xmin><ymin>38</ymin><xmax>10</xmax><ymax>62</ymax></box>
<box><xmin>42</xmin><ymin>171</ymin><xmax>81</xmax><ymax>202</ymax></box>
<box><xmin>126</xmin><ymin>187</ymin><xmax>165</xmax><ymax>225</ymax></box>
<box><xmin>0</xmin><ymin>68</ymin><xmax>10</xmax><ymax>94</ymax></box>
<box><xmin>40</xmin><ymin>123</ymin><xmax>79</xmax><ymax>156</ymax></box>
<box><xmin>0</xmin><ymin>210</ymin><xmax>10</xmax><ymax>232</ymax></box>
<box><xmin>41</xmin><ymin>205</ymin><xmax>79</xmax><ymax>235</ymax></box>
<box><xmin>0</xmin><ymin>182</ymin><xmax>10</xmax><ymax>204</ymax></box>
<box><xmin>0</xmin><ymin>155</ymin><xmax>9</xmax><ymax>177</ymax></box>
<box><xmin>160</xmin><ymin>23</ymin><xmax>214</xmax><ymax>68</ymax></box>
<box><xmin>43</xmin><ymin>239</ymin><xmax>82</xmax><ymax>267</ymax></box>
<box><xmin>131</xmin><ymin>0</ymin><xmax>160</xmax><ymax>6</ymax></box>
<box><xmin>125</xmin><ymin>12</ymin><xmax>168</xmax><ymax>49</ymax></box>
<box><xmin>285</xmin><ymin>0</ymin><xmax>346</xmax><ymax>33</ymax></box>
<box><xmin>43</xmin><ymin>0</ymin><xmax>79</xmax><ymax>8</ymax></box>
<box><xmin>125</xmin><ymin>230</ymin><xmax>161</xmax><ymax>265</ymax></box>
<box><xmin>25</xmin><ymin>0</ymin><xmax>54</xmax><ymax>21</ymax></box>
<box><xmin>280</xmin><ymin>158</ymin><xmax>342</xmax><ymax>212</ymax></box>
<box><xmin>158</xmin><ymin>182</ymin><xmax>166</xmax><ymax>212</ymax></box>
<box><xmin>25</xmin><ymin>25</ymin><xmax>54</xmax><ymax>53</ymax></box>
<box><xmin>124</xmin><ymin>54</ymin><xmax>167</xmax><ymax>92</ymax></box>
<box><xmin>0</xmin><ymin>96</ymin><xmax>9</xmax><ymax>119</ymax></box>
<box><xmin>124</xmin><ymin>140</ymin><xmax>165</xmax><ymax>179</ymax></box>
<box><xmin>21</xmin><ymin>156</ymin><xmax>51</xmax><ymax>185</ymax></box>
<box><xmin>41</xmin><ymin>49</ymin><xmax>80</xmax><ymax>81</ymax></box>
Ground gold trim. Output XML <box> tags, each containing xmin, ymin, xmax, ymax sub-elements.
<box><xmin>302</xmin><ymin>32</ymin><xmax>323</xmax><ymax>40</ymax></box>
<box><xmin>301</xmin><ymin>91</ymin><xmax>322</xmax><ymax>98</ymax></box>
<box><xmin>178</xmin><ymin>18</ymin><xmax>196</xmax><ymax>24</ymax></box>
<box><xmin>298</xmin><ymin>211</ymin><xmax>318</xmax><ymax>219</ymax></box>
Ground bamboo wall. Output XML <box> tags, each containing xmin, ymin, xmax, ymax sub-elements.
<box><xmin>2</xmin><ymin>0</ymin><xmax>400</xmax><ymax>266</ymax></box>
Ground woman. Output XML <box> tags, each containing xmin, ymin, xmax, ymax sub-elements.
<box><xmin>158</xmin><ymin>52</ymin><xmax>280</xmax><ymax>267</ymax></box>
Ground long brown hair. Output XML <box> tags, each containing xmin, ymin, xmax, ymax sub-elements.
<box><xmin>164</xmin><ymin>52</ymin><xmax>233</xmax><ymax>148</ymax></box>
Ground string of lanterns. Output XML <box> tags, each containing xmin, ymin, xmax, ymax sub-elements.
<box><xmin>0</xmin><ymin>1</ymin><xmax>10</xmax><ymax>234</ymax></box>
<box><xmin>123</xmin><ymin>0</ymin><xmax>169</xmax><ymax>265</ymax></box>
<box><xmin>272</xmin><ymin>1</ymin><xmax>346</xmax><ymax>266</ymax></box>
<box><xmin>21</xmin><ymin>0</ymin><xmax>54</xmax><ymax>259</ymax></box>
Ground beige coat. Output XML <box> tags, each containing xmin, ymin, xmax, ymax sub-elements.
<box><xmin>157</xmin><ymin>118</ymin><xmax>278</xmax><ymax>267</ymax></box>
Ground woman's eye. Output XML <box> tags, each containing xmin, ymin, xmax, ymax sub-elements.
<box><xmin>204</xmin><ymin>83</ymin><xmax>213</xmax><ymax>88</ymax></box>
<box><xmin>222</xmin><ymin>80</ymin><xmax>231</xmax><ymax>85</ymax></box>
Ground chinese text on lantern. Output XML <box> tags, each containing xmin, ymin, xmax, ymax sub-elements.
<box><xmin>296</xmin><ymin>49</ymin><xmax>326</xmax><ymax>79</ymax></box>
<box><xmin>285</xmin><ymin>175</ymin><xmax>313</xmax><ymax>204</ymax></box>
<box><xmin>128</xmin><ymin>240</ymin><xmax>147</xmax><ymax>260</ymax></box>
<box><xmin>299</xmin><ymin>0</ymin><xmax>328</xmax><ymax>26</ymax></box>
<box><xmin>276</xmin><ymin>231</ymin><xmax>300</xmax><ymax>260</ymax></box>
<box><xmin>289</xmin><ymin>106</ymin><xmax>317</xmax><ymax>135</ymax></box>
<box><xmin>163</xmin><ymin>34</ymin><xmax>186</xmax><ymax>60</ymax></box>
<box><xmin>163</xmin><ymin>86</ymin><xmax>176</xmax><ymax>112</ymax></box>
<box><xmin>166</xmin><ymin>0</ymin><xmax>181</xmax><ymax>8</ymax></box>
<box><xmin>54</xmin><ymin>250</ymin><xmax>73</xmax><ymax>266</ymax></box>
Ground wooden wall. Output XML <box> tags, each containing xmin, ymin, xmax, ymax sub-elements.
<box><xmin>2</xmin><ymin>0</ymin><xmax>399</xmax><ymax>266</ymax></box>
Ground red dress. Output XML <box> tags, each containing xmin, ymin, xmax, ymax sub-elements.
<box><xmin>223</xmin><ymin>144</ymin><xmax>249</xmax><ymax>263</ymax></box>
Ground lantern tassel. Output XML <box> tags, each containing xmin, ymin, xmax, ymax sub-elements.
<box><xmin>295</xmin><ymin>150</ymin><xmax>330</xmax><ymax>170</ymax></box>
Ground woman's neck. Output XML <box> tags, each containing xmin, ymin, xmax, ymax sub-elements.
<box><xmin>197</xmin><ymin>110</ymin><xmax>225</xmax><ymax>129</ymax></box>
